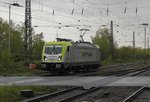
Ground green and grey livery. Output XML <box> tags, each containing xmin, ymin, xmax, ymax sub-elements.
<box><xmin>41</xmin><ymin>41</ymin><xmax>101</xmax><ymax>74</ymax></box>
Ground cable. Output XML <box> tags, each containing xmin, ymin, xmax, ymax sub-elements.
<box><xmin>92</xmin><ymin>0</ymin><xmax>136</xmax><ymax>6</ymax></box>
<box><xmin>31</xmin><ymin>0</ymin><xmax>108</xmax><ymax>26</ymax></box>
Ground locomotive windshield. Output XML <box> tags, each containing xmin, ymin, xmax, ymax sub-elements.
<box><xmin>44</xmin><ymin>45</ymin><xmax>62</xmax><ymax>54</ymax></box>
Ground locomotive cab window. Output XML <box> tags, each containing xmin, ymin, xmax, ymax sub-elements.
<box><xmin>45</xmin><ymin>45</ymin><xmax>62</xmax><ymax>54</ymax></box>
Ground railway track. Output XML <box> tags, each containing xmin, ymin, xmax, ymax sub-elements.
<box><xmin>72</xmin><ymin>63</ymin><xmax>144</xmax><ymax>76</ymax></box>
<box><xmin>22</xmin><ymin>87</ymin><xmax>82</xmax><ymax>102</ymax></box>
<box><xmin>22</xmin><ymin>87</ymin><xmax>95</xmax><ymax>102</ymax></box>
<box><xmin>102</xmin><ymin>63</ymin><xmax>150</xmax><ymax>76</ymax></box>
<box><xmin>22</xmin><ymin>63</ymin><xmax>150</xmax><ymax>102</ymax></box>
<box><xmin>116</xmin><ymin>65</ymin><xmax>150</xmax><ymax>76</ymax></box>
<box><xmin>22</xmin><ymin>86</ymin><xmax>143</xmax><ymax>102</ymax></box>
<box><xmin>38</xmin><ymin>62</ymin><xmax>146</xmax><ymax>76</ymax></box>
<box><xmin>76</xmin><ymin>63</ymin><xmax>150</xmax><ymax>76</ymax></box>
<box><xmin>122</xmin><ymin>83</ymin><xmax>150</xmax><ymax>102</ymax></box>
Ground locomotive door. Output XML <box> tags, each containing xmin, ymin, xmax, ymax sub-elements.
<box><xmin>68</xmin><ymin>46</ymin><xmax>74</xmax><ymax>62</ymax></box>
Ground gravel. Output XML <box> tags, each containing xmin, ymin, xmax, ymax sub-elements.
<box><xmin>132</xmin><ymin>89</ymin><xmax>150</xmax><ymax>102</ymax></box>
<box><xmin>73</xmin><ymin>86</ymin><xmax>139</xmax><ymax>102</ymax></box>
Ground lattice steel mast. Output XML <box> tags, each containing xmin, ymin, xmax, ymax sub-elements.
<box><xmin>25</xmin><ymin>0</ymin><xmax>32</xmax><ymax>62</ymax></box>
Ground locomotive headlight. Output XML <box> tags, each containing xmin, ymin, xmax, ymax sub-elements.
<box><xmin>44</xmin><ymin>56</ymin><xmax>48</xmax><ymax>61</ymax></box>
<box><xmin>58</xmin><ymin>56</ymin><xmax>62</xmax><ymax>61</ymax></box>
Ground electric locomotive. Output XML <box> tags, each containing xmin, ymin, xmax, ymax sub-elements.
<box><xmin>41</xmin><ymin>38</ymin><xmax>101</xmax><ymax>74</ymax></box>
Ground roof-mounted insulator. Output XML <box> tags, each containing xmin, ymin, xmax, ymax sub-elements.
<box><xmin>124</xmin><ymin>7</ymin><xmax>127</xmax><ymax>13</ymax></box>
<box><xmin>52</xmin><ymin>9</ymin><xmax>55</xmax><ymax>15</ymax></box>
<box><xmin>81</xmin><ymin>8</ymin><xmax>84</xmax><ymax>15</ymax></box>
<box><xmin>71</xmin><ymin>8</ymin><xmax>74</xmax><ymax>14</ymax></box>
<box><xmin>107</xmin><ymin>8</ymin><xmax>109</xmax><ymax>15</ymax></box>
<box><xmin>136</xmin><ymin>7</ymin><xmax>138</xmax><ymax>14</ymax></box>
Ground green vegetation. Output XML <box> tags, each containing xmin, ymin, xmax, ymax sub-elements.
<box><xmin>0</xmin><ymin>16</ymin><xmax>149</xmax><ymax>75</ymax></box>
<box><xmin>91</xmin><ymin>28</ymin><xmax>150</xmax><ymax>65</ymax></box>
<box><xmin>0</xmin><ymin>65</ymin><xmax>42</xmax><ymax>76</ymax></box>
<box><xmin>0</xmin><ymin>86</ymin><xmax>57</xmax><ymax>102</ymax></box>
<box><xmin>0</xmin><ymin>18</ymin><xmax>44</xmax><ymax>75</ymax></box>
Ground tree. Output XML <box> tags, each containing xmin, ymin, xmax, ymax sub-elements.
<box><xmin>0</xmin><ymin>17</ymin><xmax>47</xmax><ymax>70</ymax></box>
<box><xmin>0</xmin><ymin>18</ymin><xmax>14</xmax><ymax>67</ymax></box>
<box><xmin>0</xmin><ymin>18</ymin><xmax>9</xmax><ymax>51</ymax></box>
<box><xmin>91</xmin><ymin>28</ymin><xmax>110</xmax><ymax>60</ymax></box>
<box><xmin>32</xmin><ymin>32</ymin><xmax>45</xmax><ymax>60</ymax></box>
<box><xmin>11</xmin><ymin>29</ymin><xmax>25</xmax><ymax>61</ymax></box>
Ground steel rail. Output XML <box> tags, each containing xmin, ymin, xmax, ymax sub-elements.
<box><xmin>122</xmin><ymin>83</ymin><xmax>150</xmax><ymax>102</ymax></box>
<box><xmin>76</xmin><ymin>62</ymin><xmax>146</xmax><ymax>76</ymax></box>
<box><xmin>60</xmin><ymin>87</ymin><xmax>101</xmax><ymax>102</ymax></box>
<box><xmin>116</xmin><ymin>65</ymin><xmax>150</xmax><ymax>76</ymax></box>
<box><xmin>39</xmin><ymin>62</ymin><xmax>145</xmax><ymax>76</ymax></box>
<box><xmin>22</xmin><ymin>87</ymin><xmax>81</xmax><ymax>102</ymax></box>
<box><xmin>59</xmin><ymin>65</ymin><xmax>150</xmax><ymax>102</ymax></box>
<box><xmin>21</xmin><ymin>62</ymin><xmax>150</xmax><ymax>102</ymax></box>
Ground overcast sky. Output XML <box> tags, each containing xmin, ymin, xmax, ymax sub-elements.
<box><xmin>0</xmin><ymin>0</ymin><xmax>150</xmax><ymax>48</ymax></box>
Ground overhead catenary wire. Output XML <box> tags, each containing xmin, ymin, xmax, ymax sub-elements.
<box><xmin>31</xmin><ymin>0</ymin><xmax>146</xmax><ymax>30</ymax></box>
<box><xmin>0</xmin><ymin>0</ymin><xmax>145</xmax><ymax>31</ymax></box>
<box><xmin>0</xmin><ymin>0</ymin><xmax>149</xmax><ymax>48</ymax></box>
<box><xmin>91</xmin><ymin>0</ymin><xmax>136</xmax><ymax>6</ymax></box>
<box><xmin>33</xmin><ymin>1</ymin><xmax>108</xmax><ymax>25</ymax></box>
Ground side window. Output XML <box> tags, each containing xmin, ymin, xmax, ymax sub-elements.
<box><xmin>67</xmin><ymin>46</ymin><xmax>70</xmax><ymax>52</ymax></box>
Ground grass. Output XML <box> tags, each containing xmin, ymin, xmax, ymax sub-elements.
<box><xmin>0</xmin><ymin>61</ymin><xmax>43</xmax><ymax>76</ymax></box>
<box><xmin>0</xmin><ymin>86</ymin><xmax>57</xmax><ymax>102</ymax></box>
<box><xmin>0</xmin><ymin>59</ymin><xmax>147</xmax><ymax>76</ymax></box>
<box><xmin>0</xmin><ymin>66</ymin><xmax>42</xmax><ymax>76</ymax></box>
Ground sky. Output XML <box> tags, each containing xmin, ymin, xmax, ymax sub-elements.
<box><xmin>0</xmin><ymin>0</ymin><xmax>150</xmax><ymax>48</ymax></box>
